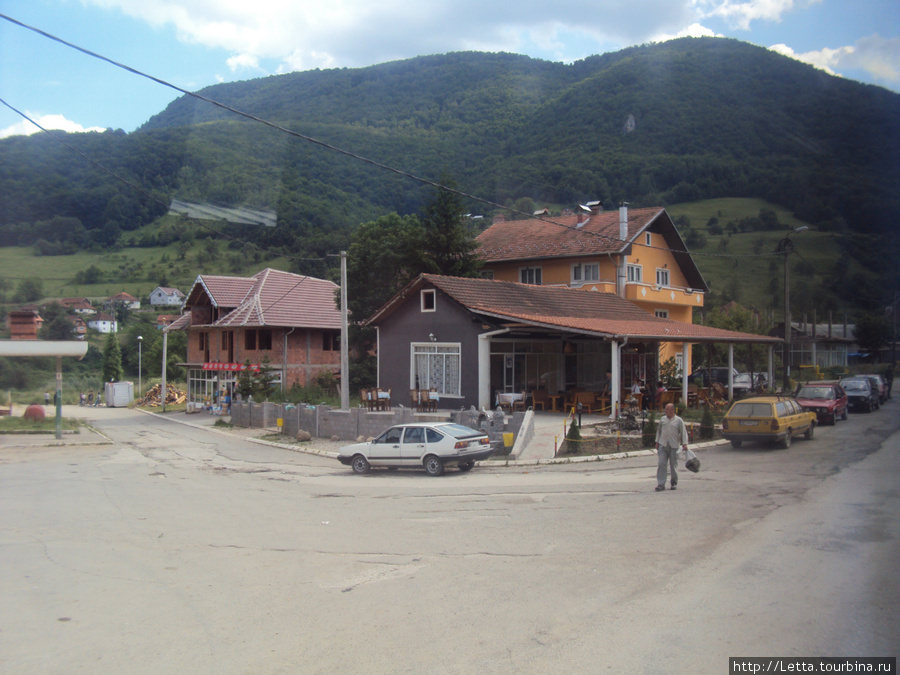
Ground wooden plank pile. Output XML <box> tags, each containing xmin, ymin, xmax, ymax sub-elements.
<box><xmin>137</xmin><ymin>383</ymin><xmax>187</xmax><ymax>407</ymax></box>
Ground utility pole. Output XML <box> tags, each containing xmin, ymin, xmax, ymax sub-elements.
<box><xmin>775</xmin><ymin>227</ymin><xmax>807</xmax><ymax>392</ymax></box>
<box><xmin>340</xmin><ymin>250</ymin><xmax>349</xmax><ymax>410</ymax></box>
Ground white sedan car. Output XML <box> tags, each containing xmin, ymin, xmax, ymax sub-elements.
<box><xmin>337</xmin><ymin>422</ymin><xmax>493</xmax><ymax>476</ymax></box>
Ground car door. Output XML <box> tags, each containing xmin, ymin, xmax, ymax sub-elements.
<box><xmin>400</xmin><ymin>426</ymin><xmax>427</xmax><ymax>464</ymax></box>
<box><xmin>369</xmin><ymin>426</ymin><xmax>403</xmax><ymax>462</ymax></box>
<box><xmin>786</xmin><ymin>399</ymin><xmax>809</xmax><ymax>433</ymax></box>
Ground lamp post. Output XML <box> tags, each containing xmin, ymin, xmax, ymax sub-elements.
<box><xmin>137</xmin><ymin>335</ymin><xmax>143</xmax><ymax>401</ymax></box>
<box><xmin>775</xmin><ymin>226</ymin><xmax>807</xmax><ymax>392</ymax></box>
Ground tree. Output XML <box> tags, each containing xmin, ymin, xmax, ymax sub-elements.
<box><xmin>854</xmin><ymin>311</ymin><xmax>889</xmax><ymax>360</ymax></box>
<box><xmin>15</xmin><ymin>277</ymin><xmax>44</xmax><ymax>303</ymax></box>
<box><xmin>102</xmin><ymin>332</ymin><xmax>124</xmax><ymax>382</ymax></box>
<box><xmin>41</xmin><ymin>303</ymin><xmax>75</xmax><ymax>341</ymax></box>
<box><xmin>417</xmin><ymin>176</ymin><xmax>482</xmax><ymax>278</ymax></box>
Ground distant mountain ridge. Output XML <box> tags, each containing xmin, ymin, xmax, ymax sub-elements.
<box><xmin>1</xmin><ymin>37</ymin><xmax>898</xmax><ymax>277</ymax></box>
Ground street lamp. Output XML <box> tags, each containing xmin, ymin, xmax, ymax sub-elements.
<box><xmin>137</xmin><ymin>335</ymin><xmax>143</xmax><ymax>401</ymax></box>
<box><xmin>775</xmin><ymin>226</ymin><xmax>808</xmax><ymax>392</ymax></box>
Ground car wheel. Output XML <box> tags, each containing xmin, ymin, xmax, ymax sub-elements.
<box><xmin>458</xmin><ymin>460</ymin><xmax>475</xmax><ymax>472</ymax></box>
<box><xmin>804</xmin><ymin>423</ymin><xmax>815</xmax><ymax>440</ymax></box>
<box><xmin>841</xmin><ymin>408</ymin><xmax>848</xmax><ymax>421</ymax></box>
<box><xmin>351</xmin><ymin>454</ymin><xmax>371</xmax><ymax>474</ymax></box>
<box><xmin>423</xmin><ymin>455</ymin><xmax>444</xmax><ymax>476</ymax></box>
<box><xmin>828</xmin><ymin>413</ymin><xmax>836</xmax><ymax>426</ymax></box>
<box><xmin>780</xmin><ymin>430</ymin><xmax>792</xmax><ymax>449</ymax></box>
<box><xmin>730</xmin><ymin>440</ymin><xmax>743</xmax><ymax>449</ymax></box>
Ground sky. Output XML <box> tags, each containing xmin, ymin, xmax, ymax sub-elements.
<box><xmin>0</xmin><ymin>0</ymin><xmax>898</xmax><ymax>139</ymax></box>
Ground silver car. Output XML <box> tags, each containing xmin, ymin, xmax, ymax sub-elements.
<box><xmin>337</xmin><ymin>423</ymin><xmax>494</xmax><ymax>476</ymax></box>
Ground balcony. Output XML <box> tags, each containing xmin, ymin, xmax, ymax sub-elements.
<box><xmin>625</xmin><ymin>283</ymin><xmax>705</xmax><ymax>308</ymax></box>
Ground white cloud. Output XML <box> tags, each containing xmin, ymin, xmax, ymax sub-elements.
<box><xmin>694</xmin><ymin>0</ymin><xmax>819</xmax><ymax>31</ymax></box>
<box><xmin>770</xmin><ymin>34</ymin><xmax>900</xmax><ymax>86</ymax></box>
<box><xmin>650</xmin><ymin>22</ymin><xmax>724</xmax><ymax>43</ymax></box>
<box><xmin>842</xmin><ymin>34</ymin><xmax>900</xmax><ymax>85</ymax></box>
<box><xmin>82</xmin><ymin>0</ymin><xmax>697</xmax><ymax>74</ymax></box>
<box><xmin>226</xmin><ymin>53</ymin><xmax>261</xmax><ymax>72</ymax></box>
<box><xmin>0</xmin><ymin>114</ymin><xmax>106</xmax><ymax>139</ymax></box>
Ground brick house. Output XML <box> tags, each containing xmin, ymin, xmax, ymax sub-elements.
<box><xmin>171</xmin><ymin>268</ymin><xmax>342</xmax><ymax>405</ymax></box>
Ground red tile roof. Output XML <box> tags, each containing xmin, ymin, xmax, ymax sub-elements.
<box><xmin>371</xmin><ymin>274</ymin><xmax>779</xmax><ymax>344</ymax></box>
<box><xmin>183</xmin><ymin>268</ymin><xmax>340</xmax><ymax>330</ymax></box>
<box><xmin>476</xmin><ymin>207</ymin><xmax>663</xmax><ymax>262</ymax></box>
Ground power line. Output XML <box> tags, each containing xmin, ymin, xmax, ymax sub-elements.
<box><xmin>0</xmin><ymin>11</ymin><xmax>785</xmax><ymax>263</ymax></box>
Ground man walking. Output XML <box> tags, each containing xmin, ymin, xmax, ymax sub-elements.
<box><xmin>655</xmin><ymin>403</ymin><xmax>689</xmax><ymax>491</ymax></box>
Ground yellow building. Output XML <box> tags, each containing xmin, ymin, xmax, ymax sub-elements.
<box><xmin>475</xmin><ymin>204</ymin><xmax>708</xmax><ymax>377</ymax></box>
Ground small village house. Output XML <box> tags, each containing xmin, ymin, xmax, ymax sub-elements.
<box><xmin>169</xmin><ymin>268</ymin><xmax>342</xmax><ymax>407</ymax></box>
<box><xmin>149</xmin><ymin>286</ymin><xmax>186</xmax><ymax>307</ymax></box>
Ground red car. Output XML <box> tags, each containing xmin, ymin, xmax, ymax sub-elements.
<box><xmin>794</xmin><ymin>382</ymin><xmax>848</xmax><ymax>425</ymax></box>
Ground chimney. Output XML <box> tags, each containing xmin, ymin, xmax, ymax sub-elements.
<box><xmin>619</xmin><ymin>202</ymin><xmax>629</xmax><ymax>241</ymax></box>
<box><xmin>8</xmin><ymin>310</ymin><xmax>41</xmax><ymax>340</ymax></box>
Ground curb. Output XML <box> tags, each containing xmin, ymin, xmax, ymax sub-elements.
<box><xmin>138</xmin><ymin>408</ymin><xmax>728</xmax><ymax>467</ymax></box>
<box><xmin>486</xmin><ymin>438</ymin><xmax>730</xmax><ymax>468</ymax></box>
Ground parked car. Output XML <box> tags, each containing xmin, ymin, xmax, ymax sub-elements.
<box><xmin>733</xmin><ymin>373</ymin><xmax>766</xmax><ymax>396</ymax></box>
<box><xmin>337</xmin><ymin>422</ymin><xmax>493</xmax><ymax>476</ymax></box>
<box><xmin>859</xmin><ymin>374</ymin><xmax>887</xmax><ymax>403</ymax></box>
<box><xmin>794</xmin><ymin>382</ymin><xmax>848</xmax><ymax>425</ymax></box>
<box><xmin>841</xmin><ymin>378</ymin><xmax>880</xmax><ymax>412</ymax></box>
<box><xmin>722</xmin><ymin>395</ymin><xmax>816</xmax><ymax>449</ymax></box>
<box><xmin>692</xmin><ymin>366</ymin><xmax>738</xmax><ymax>388</ymax></box>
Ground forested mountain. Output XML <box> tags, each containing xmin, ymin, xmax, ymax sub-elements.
<box><xmin>1</xmin><ymin>37</ymin><xmax>898</xmax><ymax>298</ymax></box>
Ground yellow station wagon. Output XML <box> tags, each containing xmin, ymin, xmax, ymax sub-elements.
<box><xmin>722</xmin><ymin>396</ymin><xmax>817</xmax><ymax>449</ymax></box>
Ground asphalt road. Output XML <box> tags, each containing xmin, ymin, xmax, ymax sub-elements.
<box><xmin>1</xmin><ymin>402</ymin><xmax>898</xmax><ymax>674</ymax></box>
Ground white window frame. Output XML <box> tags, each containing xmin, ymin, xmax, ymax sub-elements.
<box><xmin>572</xmin><ymin>262</ymin><xmax>599</xmax><ymax>284</ymax></box>
<box><xmin>420</xmin><ymin>289</ymin><xmax>436</xmax><ymax>312</ymax></box>
<box><xmin>656</xmin><ymin>268</ymin><xmax>670</xmax><ymax>287</ymax></box>
<box><xmin>411</xmin><ymin>343</ymin><xmax>461</xmax><ymax>397</ymax></box>
<box><xmin>626</xmin><ymin>264</ymin><xmax>642</xmax><ymax>283</ymax></box>
<box><xmin>655</xmin><ymin>310</ymin><xmax>669</xmax><ymax>319</ymax></box>
<box><xmin>645</xmin><ymin>233</ymin><xmax>652</xmax><ymax>246</ymax></box>
<box><xmin>520</xmin><ymin>266</ymin><xmax>542</xmax><ymax>285</ymax></box>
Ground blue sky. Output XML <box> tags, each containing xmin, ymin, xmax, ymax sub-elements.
<box><xmin>1</xmin><ymin>0</ymin><xmax>898</xmax><ymax>138</ymax></box>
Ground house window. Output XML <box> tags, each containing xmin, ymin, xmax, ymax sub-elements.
<box><xmin>655</xmin><ymin>310</ymin><xmax>669</xmax><ymax>319</ymax></box>
<box><xmin>258</xmin><ymin>329</ymin><xmax>272</xmax><ymax>350</ymax></box>
<box><xmin>572</xmin><ymin>263</ymin><xmax>599</xmax><ymax>283</ymax></box>
<box><xmin>412</xmin><ymin>344</ymin><xmax>461</xmax><ymax>397</ymax></box>
<box><xmin>645</xmin><ymin>233</ymin><xmax>652</xmax><ymax>246</ymax></box>
<box><xmin>245</xmin><ymin>330</ymin><xmax>257</xmax><ymax>350</ymax></box>
<box><xmin>520</xmin><ymin>267</ymin><xmax>542</xmax><ymax>285</ymax></box>
<box><xmin>627</xmin><ymin>264</ymin><xmax>642</xmax><ymax>283</ymax></box>
<box><xmin>656</xmin><ymin>268</ymin><xmax>670</xmax><ymax>287</ymax></box>
<box><xmin>421</xmin><ymin>289</ymin><xmax>436</xmax><ymax>312</ymax></box>
<box><xmin>198</xmin><ymin>332</ymin><xmax>207</xmax><ymax>350</ymax></box>
<box><xmin>481</xmin><ymin>270</ymin><xmax>494</xmax><ymax>280</ymax></box>
<box><xmin>322</xmin><ymin>330</ymin><xmax>340</xmax><ymax>351</ymax></box>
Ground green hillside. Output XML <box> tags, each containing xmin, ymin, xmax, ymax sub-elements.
<box><xmin>1</xmin><ymin>37</ymin><xmax>899</xmax><ymax>317</ymax></box>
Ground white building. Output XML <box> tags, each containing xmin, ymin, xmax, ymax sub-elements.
<box><xmin>149</xmin><ymin>286</ymin><xmax>186</xmax><ymax>307</ymax></box>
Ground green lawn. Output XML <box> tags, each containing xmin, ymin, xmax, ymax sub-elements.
<box><xmin>667</xmin><ymin>198</ymin><xmax>858</xmax><ymax>316</ymax></box>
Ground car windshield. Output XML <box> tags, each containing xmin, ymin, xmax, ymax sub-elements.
<box><xmin>797</xmin><ymin>387</ymin><xmax>832</xmax><ymax>400</ymax></box>
<box><xmin>728</xmin><ymin>402</ymin><xmax>772</xmax><ymax>417</ymax></box>
<box><xmin>842</xmin><ymin>380</ymin><xmax>868</xmax><ymax>392</ymax></box>
<box><xmin>440</xmin><ymin>423</ymin><xmax>485</xmax><ymax>438</ymax></box>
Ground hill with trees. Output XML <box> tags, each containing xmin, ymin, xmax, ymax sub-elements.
<box><xmin>1</xmin><ymin>37</ymin><xmax>898</xmax><ymax>314</ymax></box>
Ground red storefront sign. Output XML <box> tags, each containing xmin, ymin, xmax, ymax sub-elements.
<box><xmin>202</xmin><ymin>362</ymin><xmax>260</xmax><ymax>372</ymax></box>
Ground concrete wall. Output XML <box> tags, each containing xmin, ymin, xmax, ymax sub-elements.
<box><xmin>229</xmin><ymin>401</ymin><xmax>524</xmax><ymax>446</ymax></box>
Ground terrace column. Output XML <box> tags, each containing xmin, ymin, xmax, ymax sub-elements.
<box><xmin>768</xmin><ymin>346</ymin><xmax>775</xmax><ymax>391</ymax></box>
<box><xmin>728</xmin><ymin>344</ymin><xmax>735</xmax><ymax>400</ymax></box>
<box><xmin>610</xmin><ymin>340</ymin><xmax>620</xmax><ymax>418</ymax></box>
<box><xmin>682</xmin><ymin>343</ymin><xmax>690</xmax><ymax>406</ymax></box>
